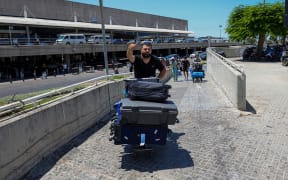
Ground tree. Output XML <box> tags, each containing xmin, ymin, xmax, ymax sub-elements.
<box><xmin>226</xmin><ymin>2</ymin><xmax>286</xmax><ymax>56</ymax></box>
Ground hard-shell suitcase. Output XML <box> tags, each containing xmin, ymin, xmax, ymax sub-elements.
<box><xmin>121</xmin><ymin>124</ymin><xmax>168</xmax><ymax>145</ymax></box>
<box><xmin>120</xmin><ymin>98</ymin><xmax>178</xmax><ymax>125</ymax></box>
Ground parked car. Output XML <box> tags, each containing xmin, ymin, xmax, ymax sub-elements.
<box><xmin>55</xmin><ymin>34</ymin><xmax>86</xmax><ymax>45</ymax></box>
<box><xmin>189</xmin><ymin>51</ymin><xmax>203</xmax><ymax>58</ymax></box>
<box><xmin>87</xmin><ymin>34</ymin><xmax>111</xmax><ymax>44</ymax></box>
<box><xmin>242</xmin><ymin>46</ymin><xmax>256</xmax><ymax>60</ymax></box>
<box><xmin>264</xmin><ymin>45</ymin><xmax>283</xmax><ymax>61</ymax></box>
<box><xmin>175</xmin><ymin>38</ymin><xmax>184</xmax><ymax>43</ymax></box>
<box><xmin>199</xmin><ymin>52</ymin><xmax>207</xmax><ymax>60</ymax></box>
<box><xmin>111</xmin><ymin>39</ymin><xmax>124</xmax><ymax>44</ymax></box>
<box><xmin>183</xmin><ymin>38</ymin><xmax>196</xmax><ymax>43</ymax></box>
<box><xmin>153</xmin><ymin>39</ymin><xmax>163</xmax><ymax>44</ymax></box>
<box><xmin>163</xmin><ymin>38</ymin><xmax>175</xmax><ymax>43</ymax></box>
<box><xmin>216</xmin><ymin>50</ymin><xmax>226</xmax><ymax>57</ymax></box>
<box><xmin>165</xmin><ymin>54</ymin><xmax>180</xmax><ymax>61</ymax></box>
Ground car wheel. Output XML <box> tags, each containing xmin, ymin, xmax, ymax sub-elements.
<box><xmin>282</xmin><ymin>57</ymin><xmax>288</xmax><ymax>66</ymax></box>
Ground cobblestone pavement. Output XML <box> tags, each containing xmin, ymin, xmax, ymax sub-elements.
<box><xmin>24</xmin><ymin>62</ymin><xmax>288</xmax><ymax>180</ymax></box>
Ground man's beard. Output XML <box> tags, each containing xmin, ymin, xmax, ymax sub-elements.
<box><xmin>141</xmin><ymin>53</ymin><xmax>151</xmax><ymax>58</ymax></box>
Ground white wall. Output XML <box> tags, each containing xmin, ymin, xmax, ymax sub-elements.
<box><xmin>207</xmin><ymin>48</ymin><xmax>246</xmax><ymax>110</ymax></box>
<box><xmin>0</xmin><ymin>80</ymin><xmax>125</xmax><ymax>180</ymax></box>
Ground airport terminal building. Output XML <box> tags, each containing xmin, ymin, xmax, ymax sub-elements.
<box><xmin>0</xmin><ymin>0</ymin><xmax>192</xmax><ymax>80</ymax></box>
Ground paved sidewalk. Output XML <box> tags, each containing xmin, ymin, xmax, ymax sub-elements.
<box><xmin>24</xmin><ymin>63</ymin><xmax>288</xmax><ymax>179</ymax></box>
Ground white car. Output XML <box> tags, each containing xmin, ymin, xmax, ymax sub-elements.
<box><xmin>55</xmin><ymin>34</ymin><xmax>86</xmax><ymax>45</ymax></box>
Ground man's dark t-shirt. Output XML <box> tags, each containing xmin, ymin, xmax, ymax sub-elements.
<box><xmin>133</xmin><ymin>55</ymin><xmax>164</xmax><ymax>78</ymax></box>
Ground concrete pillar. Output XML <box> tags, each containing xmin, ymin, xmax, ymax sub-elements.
<box><xmin>112</xmin><ymin>52</ymin><xmax>117</xmax><ymax>60</ymax></box>
<box><xmin>25</xmin><ymin>26</ymin><xmax>30</xmax><ymax>45</ymax></box>
<box><xmin>65</xmin><ymin>54</ymin><xmax>71</xmax><ymax>66</ymax></box>
<box><xmin>168</xmin><ymin>49</ymin><xmax>171</xmax><ymax>54</ymax></box>
<box><xmin>155</xmin><ymin>49</ymin><xmax>160</xmax><ymax>56</ymax></box>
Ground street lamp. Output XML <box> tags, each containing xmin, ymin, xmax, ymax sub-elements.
<box><xmin>219</xmin><ymin>25</ymin><xmax>222</xmax><ymax>39</ymax></box>
<box><xmin>99</xmin><ymin>0</ymin><xmax>109</xmax><ymax>75</ymax></box>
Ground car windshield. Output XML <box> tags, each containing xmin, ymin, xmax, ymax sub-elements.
<box><xmin>57</xmin><ymin>35</ymin><xmax>65</xmax><ymax>40</ymax></box>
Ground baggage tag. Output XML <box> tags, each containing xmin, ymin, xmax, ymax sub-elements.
<box><xmin>140</xmin><ymin>133</ymin><xmax>146</xmax><ymax>146</ymax></box>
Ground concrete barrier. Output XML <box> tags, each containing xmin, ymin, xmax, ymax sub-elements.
<box><xmin>207</xmin><ymin>48</ymin><xmax>246</xmax><ymax>110</ymax></box>
<box><xmin>0</xmin><ymin>80</ymin><xmax>125</xmax><ymax>180</ymax></box>
<box><xmin>214</xmin><ymin>45</ymin><xmax>250</xmax><ymax>58</ymax></box>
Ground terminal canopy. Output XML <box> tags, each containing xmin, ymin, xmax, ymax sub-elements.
<box><xmin>0</xmin><ymin>16</ymin><xmax>193</xmax><ymax>35</ymax></box>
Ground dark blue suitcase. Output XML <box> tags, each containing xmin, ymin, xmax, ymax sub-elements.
<box><xmin>121</xmin><ymin>124</ymin><xmax>168</xmax><ymax>145</ymax></box>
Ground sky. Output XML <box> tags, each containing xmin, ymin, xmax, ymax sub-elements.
<box><xmin>71</xmin><ymin>0</ymin><xmax>282</xmax><ymax>38</ymax></box>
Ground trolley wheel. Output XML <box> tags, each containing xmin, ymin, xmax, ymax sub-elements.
<box><xmin>282</xmin><ymin>58</ymin><xmax>288</xmax><ymax>66</ymax></box>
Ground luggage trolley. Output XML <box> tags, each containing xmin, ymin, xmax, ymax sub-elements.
<box><xmin>109</xmin><ymin>78</ymin><xmax>179</xmax><ymax>151</ymax></box>
<box><xmin>189</xmin><ymin>63</ymin><xmax>205</xmax><ymax>83</ymax></box>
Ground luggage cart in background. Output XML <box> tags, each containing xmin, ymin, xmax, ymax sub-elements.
<box><xmin>189</xmin><ymin>64</ymin><xmax>205</xmax><ymax>83</ymax></box>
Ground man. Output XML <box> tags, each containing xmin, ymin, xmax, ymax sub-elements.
<box><xmin>126</xmin><ymin>41</ymin><xmax>166</xmax><ymax>79</ymax></box>
<box><xmin>182</xmin><ymin>57</ymin><xmax>190</xmax><ymax>80</ymax></box>
<box><xmin>170</xmin><ymin>57</ymin><xmax>178</xmax><ymax>81</ymax></box>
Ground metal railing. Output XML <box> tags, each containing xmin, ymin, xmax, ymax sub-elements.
<box><xmin>208</xmin><ymin>48</ymin><xmax>244</xmax><ymax>74</ymax></box>
<box><xmin>0</xmin><ymin>72</ymin><xmax>133</xmax><ymax>116</ymax></box>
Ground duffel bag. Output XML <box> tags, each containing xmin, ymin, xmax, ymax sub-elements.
<box><xmin>127</xmin><ymin>81</ymin><xmax>171</xmax><ymax>102</ymax></box>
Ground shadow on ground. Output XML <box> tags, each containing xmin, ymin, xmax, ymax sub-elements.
<box><xmin>120</xmin><ymin>132</ymin><xmax>194</xmax><ymax>172</ymax></box>
<box><xmin>21</xmin><ymin>115</ymin><xmax>111</xmax><ymax>180</ymax></box>
<box><xmin>246</xmin><ymin>100</ymin><xmax>257</xmax><ymax>114</ymax></box>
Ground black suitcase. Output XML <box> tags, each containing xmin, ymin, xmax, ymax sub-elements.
<box><xmin>124</xmin><ymin>78</ymin><xmax>171</xmax><ymax>102</ymax></box>
<box><xmin>127</xmin><ymin>81</ymin><xmax>171</xmax><ymax>102</ymax></box>
<box><xmin>120</xmin><ymin>98</ymin><xmax>178</xmax><ymax>125</ymax></box>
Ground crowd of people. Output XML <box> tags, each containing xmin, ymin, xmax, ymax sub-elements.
<box><xmin>168</xmin><ymin>54</ymin><xmax>203</xmax><ymax>82</ymax></box>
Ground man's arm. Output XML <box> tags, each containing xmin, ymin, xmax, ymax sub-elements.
<box><xmin>158</xmin><ymin>67</ymin><xmax>166</xmax><ymax>79</ymax></box>
<box><xmin>126</xmin><ymin>43</ymin><xmax>137</xmax><ymax>63</ymax></box>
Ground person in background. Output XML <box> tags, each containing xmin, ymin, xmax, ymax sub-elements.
<box><xmin>20</xmin><ymin>68</ymin><xmax>25</xmax><ymax>82</ymax></box>
<box><xmin>171</xmin><ymin>57</ymin><xmax>178</xmax><ymax>81</ymax></box>
<box><xmin>182</xmin><ymin>57</ymin><xmax>190</xmax><ymax>80</ymax></box>
<box><xmin>33</xmin><ymin>68</ymin><xmax>37</xmax><ymax>80</ymax></box>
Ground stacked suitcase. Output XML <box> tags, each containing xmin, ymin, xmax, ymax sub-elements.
<box><xmin>110</xmin><ymin>78</ymin><xmax>178</xmax><ymax>146</ymax></box>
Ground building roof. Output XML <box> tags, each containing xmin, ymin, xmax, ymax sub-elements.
<box><xmin>0</xmin><ymin>16</ymin><xmax>193</xmax><ymax>35</ymax></box>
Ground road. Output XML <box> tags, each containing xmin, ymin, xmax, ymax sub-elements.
<box><xmin>0</xmin><ymin>67</ymin><xmax>130</xmax><ymax>98</ymax></box>
<box><xmin>21</xmin><ymin>61</ymin><xmax>288</xmax><ymax>179</ymax></box>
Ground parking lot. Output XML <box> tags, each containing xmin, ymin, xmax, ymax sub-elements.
<box><xmin>24</xmin><ymin>61</ymin><xmax>288</xmax><ymax>179</ymax></box>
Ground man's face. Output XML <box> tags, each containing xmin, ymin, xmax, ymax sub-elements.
<box><xmin>141</xmin><ymin>44</ymin><xmax>152</xmax><ymax>58</ymax></box>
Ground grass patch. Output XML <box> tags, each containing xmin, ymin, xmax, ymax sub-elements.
<box><xmin>0</xmin><ymin>89</ymin><xmax>54</xmax><ymax>106</ymax></box>
<box><xmin>0</xmin><ymin>82</ymin><xmax>96</xmax><ymax>107</ymax></box>
<box><xmin>0</xmin><ymin>77</ymin><xmax>128</xmax><ymax>120</ymax></box>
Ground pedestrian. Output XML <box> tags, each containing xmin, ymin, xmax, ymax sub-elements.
<box><xmin>182</xmin><ymin>57</ymin><xmax>190</xmax><ymax>80</ymax></box>
<box><xmin>20</xmin><ymin>68</ymin><xmax>25</xmax><ymax>82</ymax></box>
<box><xmin>171</xmin><ymin>57</ymin><xmax>178</xmax><ymax>81</ymax></box>
<box><xmin>126</xmin><ymin>41</ymin><xmax>166</xmax><ymax>79</ymax></box>
<box><xmin>53</xmin><ymin>69</ymin><xmax>57</xmax><ymax>77</ymax></box>
<box><xmin>63</xmin><ymin>63</ymin><xmax>67</xmax><ymax>76</ymax></box>
<box><xmin>8</xmin><ymin>66</ymin><xmax>13</xmax><ymax>84</ymax></box>
<box><xmin>33</xmin><ymin>69</ymin><xmax>37</xmax><ymax>80</ymax></box>
<box><xmin>45</xmin><ymin>68</ymin><xmax>48</xmax><ymax>79</ymax></box>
